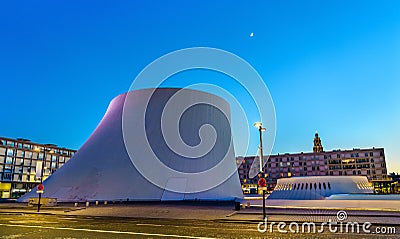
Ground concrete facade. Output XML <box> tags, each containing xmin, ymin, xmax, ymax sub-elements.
<box><xmin>18</xmin><ymin>88</ymin><xmax>243</xmax><ymax>202</ymax></box>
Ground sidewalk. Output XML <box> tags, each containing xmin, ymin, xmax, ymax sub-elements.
<box><xmin>1</xmin><ymin>202</ymin><xmax>400</xmax><ymax>226</ymax></box>
<box><xmin>0</xmin><ymin>202</ymin><xmax>235</xmax><ymax>220</ymax></box>
<box><xmin>223</xmin><ymin>207</ymin><xmax>400</xmax><ymax>226</ymax></box>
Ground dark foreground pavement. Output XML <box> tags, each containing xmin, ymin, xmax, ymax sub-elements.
<box><xmin>0</xmin><ymin>202</ymin><xmax>399</xmax><ymax>238</ymax></box>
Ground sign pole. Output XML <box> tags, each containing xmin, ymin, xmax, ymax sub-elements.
<box><xmin>263</xmin><ymin>188</ymin><xmax>266</xmax><ymax>219</ymax></box>
<box><xmin>37</xmin><ymin>192</ymin><xmax>41</xmax><ymax>212</ymax></box>
<box><xmin>37</xmin><ymin>184</ymin><xmax>44</xmax><ymax>212</ymax></box>
<box><xmin>257</xmin><ymin>177</ymin><xmax>267</xmax><ymax>219</ymax></box>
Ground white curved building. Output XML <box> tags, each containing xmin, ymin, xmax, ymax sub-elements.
<box><xmin>268</xmin><ymin>176</ymin><xmax>373</xmax><ymax>200</ymax></box>
<box><xmin>18</xmin><ymin>88</ymin><xmax>243</xmax><ymax>202</ymax></box>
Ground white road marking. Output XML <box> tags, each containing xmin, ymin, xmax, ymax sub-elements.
<box><xmin>0</xmin><ymin>223</ymin><xmax>215</xmax><ymax>239</ymax></box>
<box><xmin>136</xmin><ymin>223</ymin><xmax>162</xmax><ymax>227</ymax></box>
<box><xmin>9</xmin><ymin>221</ymin><xmax>58</xmax><ymax>224</ymax></box>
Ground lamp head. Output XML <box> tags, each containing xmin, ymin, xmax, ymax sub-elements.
<box><xmin>254</xmin><ymin>122</ymin><xmax>262</xmax><ymax>128</ymax></box>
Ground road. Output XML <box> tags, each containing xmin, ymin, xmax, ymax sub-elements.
<box><xmin>0</xmin><ymin>213</ymin><xmax>398</xmax><ymax>239</ymax></box>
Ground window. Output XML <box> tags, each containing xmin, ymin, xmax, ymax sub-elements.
<box><xmin>365</xmin><ymin>153</ymin><xmax>369</xmax><ymax>157</ymax></box>
<box><xmin>353</xmin><ymin>170</ymin><xmax>356</xmax><ymax>175</ymax></box>
<box><xmin>3</xmin><ymin>173</ymin><xmax>12</xmax><ymax>180</ymax></box>
<box><xmin>7</xmin><ymin>149</ymin><xmax>14</xmax><ymax>156</ymax></box>
<box><xmin>358</xmin><ymin>170</ymin><xmax>361</xmax><ymax>175</ymax></box>
<box><xmin>6</xmin><ymin>141</ymin><xmax>15</xmax><ymax>147</ymax></box>
<box><xmin>5</xmin><ymin>157</ymin><xmax>13</xmax><ymax>164</ymax></box>
<box><xmin>327</xmin><ymin>182</ymin><xmax>331</xmax><ymax>190</ymax></box>
<box><xmin>323</xmin><ymin>182</ymin><xmax>326</xmax><ymax>190</ymax></box>
<box><xmin>339</xmin><ymin>171</ymin><xmax>342</xmax><ymax>175</ymax></box>
<box><xmin>370</xmin><ymin>152</ymin><xmax>373</xmax><ymax>157</ymax></box>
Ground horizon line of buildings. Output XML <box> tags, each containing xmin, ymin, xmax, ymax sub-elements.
<box><xmin>0</xmin><ymin>133</ymin><xmax>396</xmax><ymax>198</ymax></box>
<box><xmin>236</xmin><ymin>132</ymin><xmax>392</xmax><ymax>194</ymax></box>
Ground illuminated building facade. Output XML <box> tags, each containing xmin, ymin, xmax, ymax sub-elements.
<box><xmin>237</xmin><ymin>133</ymin><xmax>388</xmax><ymax>191</ymax></box>
<box><xmin>0</xmin><ymin>137</ymin><xmax>76</xmax><ymax>198</ymax></box>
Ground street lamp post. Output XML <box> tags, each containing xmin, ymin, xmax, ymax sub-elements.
<box><xmin>254</xmin><ymin>122</ymin><xmax>266</xmax><ymax>219</ymax></box>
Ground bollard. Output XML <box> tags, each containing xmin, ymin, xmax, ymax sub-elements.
<box><xmin>74</xmin><ymin>202</ymin><xmax>78</xmax><ymax>207</ymax></box>
<box><xmin>95</xmin><ymin>201</ymin><xmax>99</xmax><ymax>206</ymax></box>
<box><xmin>234</xmin><ymin>202</ymin><xmax>240</xmax><ymax>211</ymax></box>
<box><xmin>86</xmin><ymin>201</ymin><xmax>89</xmax><ymax>207</ymax></box>
<box><xmin>104</xmin><ymin>201</ymin><xmax>107</xmax><ymax>205</ymax></box>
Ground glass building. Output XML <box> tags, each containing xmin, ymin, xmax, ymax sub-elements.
<box><xmin>0</xmin><ymin>137</ymin><xmax>76</xmax><ymax>198</ymax></box>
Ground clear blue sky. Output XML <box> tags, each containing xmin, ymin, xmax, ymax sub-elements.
<box><xmin>1</xmin><ymin>1</ymin><xmax>399</xmax><ymax>172</ymax></box>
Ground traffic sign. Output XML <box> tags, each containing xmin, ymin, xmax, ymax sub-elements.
<box><xmin>258</xmin><ymin>178</ymin><xmax>267</xmax><ymax>187</ymax></box>
<box><xmin>37</xmin><ymin>184</ymin><xmax>44</xmax><ymax>194</ymax></box>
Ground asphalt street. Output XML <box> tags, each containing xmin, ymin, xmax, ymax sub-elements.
<box><xmin>0</xmin><ymin>213</ymin><xmax>399</xmax><ymax>239</ymax></box>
